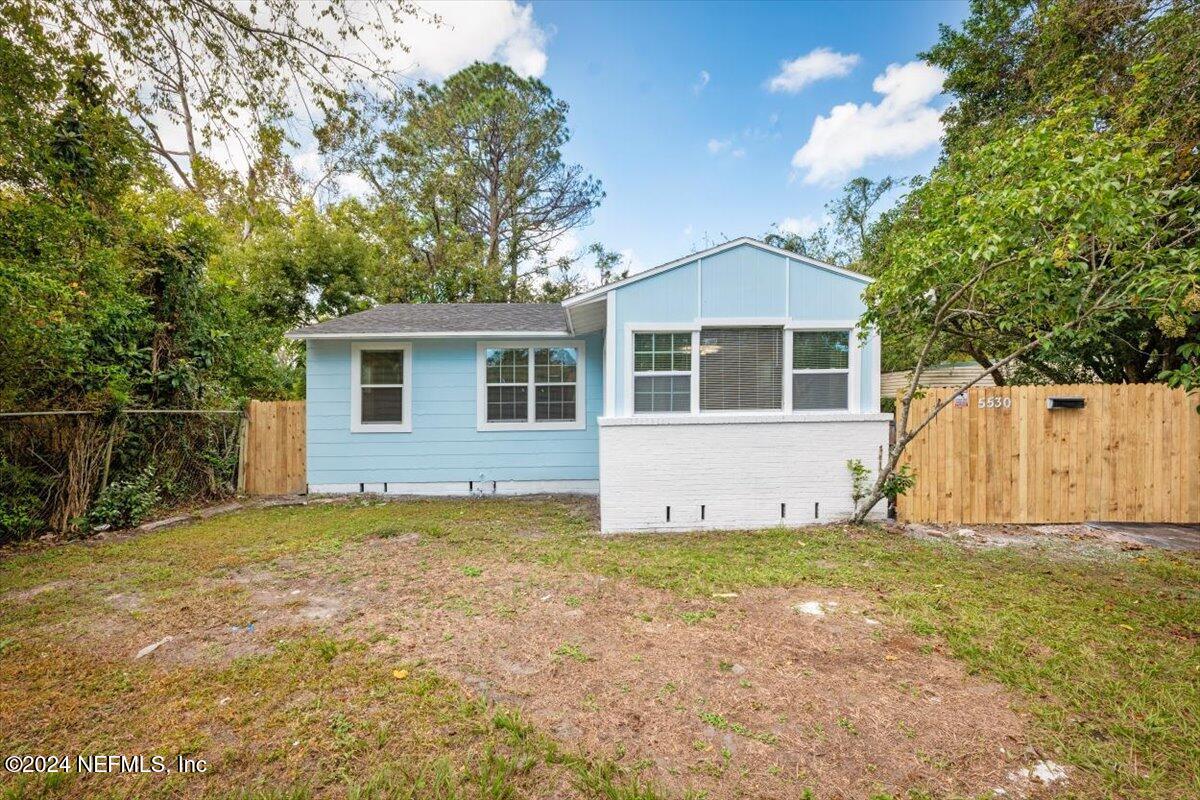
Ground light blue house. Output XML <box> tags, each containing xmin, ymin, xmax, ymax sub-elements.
<box><xmin>288</xmin><ymin>238</ymin><xmax>890</xmax><ymax>532</ymax></box>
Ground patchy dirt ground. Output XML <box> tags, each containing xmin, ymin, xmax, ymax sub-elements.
<box><xmin>894</xmin><ymin>519</ymin><xmax>1196</xmax><ymax>556</ymax></box>
<box><xmin>55</xmin><ymin>528</ymin><xmax>1054</xmax><ymax>800</ymax></box>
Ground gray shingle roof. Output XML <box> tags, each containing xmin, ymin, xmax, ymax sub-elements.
<box><xmin>288</xmin><ymin>303</ymin><xmax>570</xmax><ymax>337</ymax></box>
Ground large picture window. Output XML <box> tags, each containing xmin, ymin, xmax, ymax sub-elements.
<box><xmin>632</xmin><ymin>332</ymin><xmax>692</xmax><ymax>413</ymax></box>
<box><xmin>478</xmin><ymin>342</ymin><xmax>585</xmax><ymax>430</ymax></box>
<box><xmin>698</xmin><ymin>327</ymin><xmax>783</xmax><ymax>411</ymax></box>
<box><xmin>792</xmin><ymin>330</ymin><xmax>850</xmax><ymax>410</ymax></box>
<box><xmin>351</xmin><ymin>342</ymin><xmax>412</xmax><ymax>433</ymax></box>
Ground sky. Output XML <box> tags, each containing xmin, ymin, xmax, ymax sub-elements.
<box><xmin>203</xmin><ymin>1</ymin><xmax>971</xmax><ymax>277</ymax></box>
<box><xmin>523</xmin><ymin>0</ymin><xmax>969</xmax><ymax>272</ymax></box>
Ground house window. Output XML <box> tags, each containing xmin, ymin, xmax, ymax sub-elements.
<box><xmin>633</xmin><ymin>332</ymin><xmax>692</xmax><ymax>413</ymax></box>
<box><xmin>792</xmin><ymin>330</ymin><xmax>850</xmax><ymax>410</ymax></box>
<box><xmin>699</xmin><ymin>327</ymin><xmax>783</xmax><ymax>411</ymax></box>
<box><xmin>534</xmin><ymin>347</ymin><xmax>578</xmax><ymax>421</ymax></box>
<box><xmin>478</xmin><ymin>342</ymin><xmax>585</xmax><ymax>430</ymax></box>
<box><xmin>351</xmin><ymin>342</ymin><xmax>412</xmax><ymax>433</ymax></box>
<box><xmin>485</xmin><ymin>348</ymin><xmax>528</xmax><ymax>422</ymax></box>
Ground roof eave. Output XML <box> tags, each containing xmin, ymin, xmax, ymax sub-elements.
<box><xmin>562</xmin><ymin>236</ymin><xmax>872</xmax><ymax>307</ymax></box>
<box><xmin>285</xmin><ymin>329</ymin><xmax>574</xmax><ymax>341</ymax></box>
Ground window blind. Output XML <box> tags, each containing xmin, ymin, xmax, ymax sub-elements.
<box><xmin>792</xmin><ymin>330</ymin><xmax>850</xmax><ymax>410</ymax></box>
<box><xmin>793</xmin><ymin>331</ymin><xmax>849</xmax><ymax>369</ymax></box>
<box><xmin>699</xmin><ymin>327</ymin><xmax>782</xmax><ymax>411</ymax></box>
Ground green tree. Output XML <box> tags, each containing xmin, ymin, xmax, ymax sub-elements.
<box><xmin>852</xmin><ymin>100</ymin><xmax>1200</xmax><ymax>522</ymax></box>
<box><xmin>366</xmin><ymin>63</ymin><xmax>604</xmax><ymax>299</ymax></box>
<box><xmin>766</xmin><ymin>175</ymin><xmax>899</xmax><ymax>269</ymax></box>
<box><xmin>923</xmin><ymin>0</ymin><xmax>1200</xmax><ymax>384</ymax></box>
<box><xmin>530</xmin><ymin>243</ymin><xmax>631</xmax><ymax>302</ymax></box>
<box><xmin>764</xmin><ymin>225</ymin><xmax>849</xmax><ymax>267</ymax></box>
<box><xmin>4</xmin><ymin>0</ymin><xmax>417</xmax><ymax>206</ymax></box>
<box><xmin>829</xmin><ymin>176</ymin><xmax>898</xmax><ymax>265</ymax></box>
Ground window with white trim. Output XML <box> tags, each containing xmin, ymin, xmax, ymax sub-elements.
<box><xmin>699</xmin><ymin>327</ymin><xmax>783</xmax><ymax>411</ymax></box>
<box><xmin>792</xmin><ymin>330</ymin><xmax>850</xmax><ymax>410</ymax></box>
<box><xmin>632</xmin><ymin>332</ymin><xmax>692</xmax><ymax>413</ymax></box>
<box><xmin>351</xmin><ymin>342</ymin><xmax>412</xmax><ymax>433</ymax></box>
<box><xmin>480</xmin><ymin>343</ymin><xmax>584</xmax><ymax>429</ymax></box>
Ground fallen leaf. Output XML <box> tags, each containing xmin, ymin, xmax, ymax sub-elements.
<box><xmin>393</xmin><ymin>669</ymin><xmax>409</xmax><ymax>680</ymax></box>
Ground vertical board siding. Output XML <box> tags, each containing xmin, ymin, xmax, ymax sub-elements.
<box><xmin>896</xmin><ymin>385</ymin><xmax>1200</xmax><ymax>524</ymax></box>
<box><xmin>700</xmin><ymin>247</ymin><xmax>788</xmax><ymax>318</ymax></box>
<box><xmin>611</xmin><ymin>242</ymin><xmax>874</xmax><ymax>416</ymax></box>
<box><xmin>612</xmin><ymin>262</ymin><xmax>699</xmax><ymax>415</ymax></box>
<box><xmin>788</xmin><ymin>259</ymin><xmax>866</xmax><ymax>320</ymax></box>
<box><xmin>243</xmin><ymin>400</ymin><xmax>306</xmax><ymax>495</ymax></box>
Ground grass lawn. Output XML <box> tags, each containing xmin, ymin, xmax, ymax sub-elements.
<box><xmin>0</xmin><ymin>497</ymin><xmax>1197</xmax><ymax>799</ymax></box>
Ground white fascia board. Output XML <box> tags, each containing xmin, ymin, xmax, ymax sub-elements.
<box><xmin>286</xmin><ymin>330</ymin><xmax>571</xmax><ymax>341</ymax></box>
<box><xmin>562</xmin><ymin>237</ymin><xmax>873</xmax><ymax>308</ymax></box>
<box><xmin>598</xmin><ymin>412</ymin><xmax>892</xmax><ymax>426</ymax></box>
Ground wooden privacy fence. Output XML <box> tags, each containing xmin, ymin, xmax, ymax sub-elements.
<box><xmin>238</xmin><ymin>400</ymin><xmax>306</xmax><ymax>495</ymax></box>
<box><xmin>896</xmin><ymin>384</ymin><xmax>1200</xmax><ymax>524</ymax></box>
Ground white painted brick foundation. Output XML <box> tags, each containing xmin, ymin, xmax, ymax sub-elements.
<box><xmin>308</xmin><ymin>480</ymin><xmax>599</xmax><ymax>497</ymax></box>
<box><xmin>598</xmin><ymin>414</ymin><xmax>891</xmax><ymax>533</ymax></box>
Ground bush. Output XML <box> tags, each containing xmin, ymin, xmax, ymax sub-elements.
<box><xmin>86</xmin><ymin>467</ymin><xmax>160</xmax><ymax>530</ymax></box>
<box><xmin>0</xmin><ymin>459</ymin><xmax>46</xmax><ymax>540</ymax></box>
<box><xmin>0</xmin><ymin>499</ymin><xmax>39</xmax><ymax>540</ymax></box>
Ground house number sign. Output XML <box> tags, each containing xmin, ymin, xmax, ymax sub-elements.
<box><xmin>977</xmin><ymin>396</ymin><xmax>1013</xmax><ymax>409</ymax></box>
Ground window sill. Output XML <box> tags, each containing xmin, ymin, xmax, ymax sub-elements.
<box><xmin>598</xmin><ymin>411</ymin><xmax>889</xmax><ymax>427</ymax></box>
<box><xmin>350</xmin><ymin>421</ymin><xmax>412</xmax><ymax>433</ymax></box>
<box><xmin>477</xmin><ymin>420</ymin><xmax>587</xmax><ymax>432</ymax></box>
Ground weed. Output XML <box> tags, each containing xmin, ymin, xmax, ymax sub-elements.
<box><xmin>552</xmin><ymin>643</ymin><xmax>594</xmax><ymax>663</ymax></box>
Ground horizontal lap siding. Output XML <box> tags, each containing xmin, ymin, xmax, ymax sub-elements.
<box><xmin>306</xmin><ymin>334</ymin><xmax>602</xmax><ymax>485</ymax></box>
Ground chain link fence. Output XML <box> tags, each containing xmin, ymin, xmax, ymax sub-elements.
<box><xmin>0</xmin><ymin>409</ymin><xmax>242</xmax><ymax>541</ymax></box>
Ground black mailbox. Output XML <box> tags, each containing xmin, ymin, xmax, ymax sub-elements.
<box><xmin>1046</xmin><ymin>396</ymin><xmax>1085</xmax><ymax>410</ymax></box>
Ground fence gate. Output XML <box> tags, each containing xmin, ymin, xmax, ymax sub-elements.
<box><xmin>896</xmin><ymin>384</ymin><xmax>1200</xmax><ymax>524</ymax></box>
<box><xmin>239</xmin><ymin>400</ymin><xmax>306</xmax><ymax>495</ymax></box>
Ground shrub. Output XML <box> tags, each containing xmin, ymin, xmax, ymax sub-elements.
<box><xmin>0</xmin><ymin>459</ymin><xmax>46</xmax><ymax>540</ymax></box>
<box><xmin>86</xmin><ymin>467</ymin><xmax>160</xmax><ymax>530</ymax></box>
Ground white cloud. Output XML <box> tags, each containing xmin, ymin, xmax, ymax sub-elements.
<box><xmin>136</xmin><ymin>1</ymin><xmax>550</xmax><ymax>189</ymax></box>
<box><xmin>693</xmin><ymin>69</ymin><xmax>710</xmax><ymax>95</ymax></box>
<box><xmin>707</xmin><ymin>138</ymin><xmax>731</xmax><ymax>155</ymax></box>
<box><xmin>707</xmin><ymin>138</ymin><xmax>745</xmax><ymax>158</ymax></box>
<box><xmin>790</xmin><ymin>60</ymin><xmax>947</xmax><ymax>184</ymax></box>
<box><xmin>778</xmin><ymin>215</ymin><xmax>822</xmax><ymax>237</ymax></box>
<box><xmin>386</xmin><ymin>1</ymin><xmax>549</xmax><ymax>79</ymax></box>
<box><xmin>767</xmin><ymin>48</ymin><xmax>859</xmax><ymax>94</ymax></box>
<box><xmin>544</xmin><ymin>230</ymin><xmax>581</xmax><ymax>265</ymax></box>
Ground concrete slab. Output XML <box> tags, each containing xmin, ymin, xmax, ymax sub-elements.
<box><xmin>1085</xmin><ymin>522</ymin><xmax>1200</xmax><ymax>552</ymax></box>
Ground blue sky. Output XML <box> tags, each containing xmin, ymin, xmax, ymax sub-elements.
<box><xmin>525</xmin><ymin>0</ymin><xmax>968</xmax><ymax>271</ymax></box>
<box><xmin>266</xmin><ymin>1</ymin><xmax>967</xmax><ymax>275</ymax></box>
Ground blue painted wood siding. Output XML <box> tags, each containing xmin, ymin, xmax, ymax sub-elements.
<box><xmin>306</xmin><ymin>333</ymin><xmax>603</xmax><ymax>485</ymax></box>
<box><xmin>612</xmin><ymin>242</ymin><xmax>877</xmax><ymax>415</ymax></box>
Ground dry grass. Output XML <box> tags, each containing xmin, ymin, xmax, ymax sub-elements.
<box><xmin>1</xmin><ymin>496</ymin><xmax>1197</xmax><ymax>799</ymax></box>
